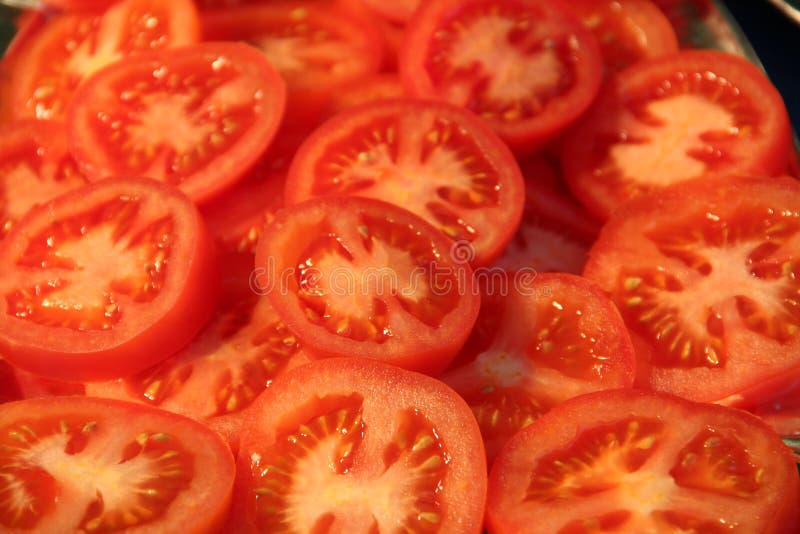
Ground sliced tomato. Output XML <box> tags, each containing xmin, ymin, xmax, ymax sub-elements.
<box><xmin>0</xmin><ymin>10</ymin><xmax>45</xmax><ymax>124</ymax></box>
<box><xmin>232</xmin><ymin>357</ymin><xmax>487</xmax><ymax>532</ymax></box>
<box><xmin>0</xmin><ymin>120</ymin><xmax>87</xmax><ymax>241</ymax></box>
<box><xmin>0</xmin><ymin>396</ymin><xmax>234</xmax><ymax>532</ymax></box>
<box><xmin>285</xmin><ymin>98</ymin><xmax>525</xmax><ymax>266</ymax></box>
<box><xmin>201</xmin><ymin>1</ymin><xmax>384</xmax><ymax>126</ymax></box>
<box><xmin>584</xmin><ymin>175</ymin><xmax>800</xmax><ymax>406</ymax></box>
<box><xmin>345</xmin><ymin>0</ymin><xmax>420</xmax><ymax>23</ymax></box>
<box><xmin>565</xmin><ymin>0</ymin><xmax>679</xmax><ymax>73</ymax></box>
<box><xmin>487</xmin><ymin>389</ymin><xmax>800</xmax><ymax>533</ymax></box>
<box><xmin>67</xmin><ymin>42</ymin><xmax>286</xmax><ymax>204</ymax></box>
<box><xmin>9</xmin><ymin>0</ymin><xmax>200</xmax><ymax>121</ymax></box>
<box><xmin>13</xmin><ymin>367</ymin><xmax>86</xmax><ymax>398</ymax></box>
<box><xmin>399</xmin><ymin>0</ymin><xmax>603</xmax><ymax>152</ymax></box>
<box><xmin>440</xmin><ymin>273</ymin><xmax>635</xmax><ymax>463</ymax></box>
<box><xmin>0</xmin><ymin>178</ymin><xmax>217</xmax><ymax>381</ymax></box>
<box><xmin>255</xmin><ymin>196</ymin><xmax>480</xmax><ymax>375</ymax></box>
<box><xmin>563</xmin><ymin>49</ymin><xmax>794</xmax><ymax>220</ymax></box>
<box><xmin>494</xmin><ymin>156</ymin><xmax>599</xmax><ymax>274</ymax></box>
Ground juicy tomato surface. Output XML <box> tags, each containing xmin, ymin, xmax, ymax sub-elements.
<box><xmin>0</xmin><ymin>120</ymin><xmax>86</xmax><ymax>241</ymax></box>
<box><xmin>400</xmin><ymin>0</ymin><xmax>603</xmax><ymax>152</ymax></box>
<box><xmin>584</xmin><ymin>175</ymin><xmax>800</xmax><ymax>406</ymax></box>
<box><xmin>0</xmin><ymin>178</ymin><xmax>217</xmax><ymax>381</ymax></box>
<box><xmin>0</xmin><ymin>396</ymin><xmax>235</xmax><ymax>533</ymax></box>
<box><xmin>285</xmin><ymin>98</ymin><xmax>525</xmax><ymax>267</ymax></box>
<box><xmin>67</xmin><ymin>42</ymin><xmax>286</xmax><ymax>204</ymax></box>
<box><xmin>8</xmin><ymin>0</ymin><xmax>200</xmax><ymax>121</ymax></box>
<box><xmin>563</xmin><ymin>49</ymin><xmax>793</xmax><ymax>220</ymax></box>
<box><xmin>255</xmin><ymin>195</ymin><xmax>480</xmax><ymax>375</ymax></box>
<box><xmin>441</xmin><ymin>273</ymin><xmax>635</xmax><ymax>463</ymax></box>
<box><xmin>233</xmin><ymin>357</ymin><xmax>487</xmax><ymax>533</ymax></box>
<box><xmin>201</xmin><ymin>1</ymin><xmax>383</xmax><ymax>125</ymax></box>
<box><xmin>565</xmin><ymin>0</ymin><xmax>679</xmax><ymax>73</ymax></box>
<box><xmin>487</xmin><ymin>389</ymin><xmax>800</xmax><ymax>534</ymax></box>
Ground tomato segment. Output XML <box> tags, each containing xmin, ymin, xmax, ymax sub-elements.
<box><xmin>400</xmin><ymin>0</ymin><xmax>603</xmax><ymax>151</ymax></box>
<box><xmin>68</xmin><ymin>42</ymin><xmax>286</xmax><ymax>203</ymax></box>
<box><xmin>441</xmin><ymin>274</ymin><xmax>635</xmax><ymax>462</ymax></box>
<box><xmin>255</xmin><ymin>196</ymin><xmax>479</xmax><ymax>375</ymax></box>
<box><xmin>584</xmin><ymin>175</ymin><xmax>800</xmax><ymax>405</ymax></box>
<box><xmin>487</xmin><ymin>390</ymin><xmax>800</xmax><ymax>534</ymax></box>
<box><xmin>0</xmin><ymin>120</ymin><xmax>86</xmax><ymax>241</ymax></box>
<box><xmin>9</xmin><ymin>0</ymin><xmax>200</xmax><ymax>121</ymax></box>
<box><xmin>563</xmin><ymin>50</ymin><xmax>793</xmax><ymax>220</ymax></box>
<box><xmin>0</xmin><ymin>396</ymin><xmax>234</xmax><ymax>533</ymax></box>
<box><xmin>285</xmin><ymin>99</ymin><xmax>525</xmax><ymax>266</ymax></box>
<box><xmin>233</xmin><ymin>357</ymin><xmax>487</xmax><ymax>533</ymax></box>
<box><xmin>0</xmin><ymin>178</ymin><xmax>216</xmax><ymax>381</ymax></box>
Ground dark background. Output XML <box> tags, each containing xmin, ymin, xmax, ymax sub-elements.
<box><xmin>722</xmin><ymin>1</ymin><xmax>800</xmax><ymax>133</ymax></box>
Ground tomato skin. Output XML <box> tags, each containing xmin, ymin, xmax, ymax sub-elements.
<box><xmin>0</xmin><ymin>396</ymin><xmax>235</xmax><ymax>533</ymax></box>
<box><xmin>67</xmin><ymin>42</ymin><xmax>287</xmax><ymax>204</ymax></box>
<box><xmin>487</xmin><ymin>389</ymin><xmax>800</xmax><ymax>534</ymax></box>
<box><xmin>0</xmin><ymin>178</ymin><xmax>218</xmax><ymax>382</ymax></box>
<box><xmin>255</xmin><ymin>195</ymin><xmax>480</xmax><ymax>376</ymax></box>
<box><xmin>233</xmin><ymin>357</ymin><xmax>487</xmax><ymax>533</ymax></box>
<box><xmin>562</xmin><ymin>49</ymin><xmax>794</xmax><ymax>221</ymax></box>
<box><xmin>399</xmin><ymin>0</ymin><xmax>604</xmax><ymax>153</ymax></box>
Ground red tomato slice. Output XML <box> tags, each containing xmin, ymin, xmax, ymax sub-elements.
<box><xmin>487</xmin><ymin>389</ymin><xmax>800</xmax><ymax>534</ymax></box>
<box><xmin>563</xmin><ymin>50</ymin><xmax>794</xmax><ymax>220</ymax></box>
<box><xmin>584</xmin><ymin>175</ymin><xmax>800</xmax><ymax>406</ymax></box>
<box><xmin>441</xmin><ymin>273</ymin><xmax>635</xmax><ymax>463</ymax></box>
<box><xmin>565</xmin><ymin>0</ymin><xmax>679</xmax><ymax>73</ymax></box>
<box><xmin>232</xmin><ymin>357</ymin><xmax>487</xmax><ymax>532</ymax></box>
<box><xmin>8</xmin><ymin>0</ymin><xmax>200</xmax><ymax>121</ymax></box>
<box><xmin>285</xmin><ymin>98</ymin><xmax>525</xmax><ymax>266</ymax></box>
<box><xmin>0</xmin><ymin>120</ymin><xmax>86</xmax><ymax>241</ymax></box>
<box><xmin>0</xmin><ymin>396</ymin><xmax>234</xmax><ymax>532</ymax></box>
<box><xmin>201</xmin><ymin>1</ymin><xmax>384</xmax><ymax>126</ymax></box>
<box><xmin>0</xmin><ymin>178</ymin><xmax>217</xmax><ymax>382</ymax></box>
<box><xmin>399</xmin><ymin>0</ymin><xmax>603</xmax><ymax>152</ymax></box>
<box><xmin>67</xmin><ymin>42</ymin><xmax>286</xmax><ymax>204</ymax></box>
<box><xmin>346</xmin><ymin>0</ymin><xmax>420</xmax><ymax>23</ymax></box>
<box><xmin>255</xmin><ymin>196</ymin><xmax>480</xmax><ymax>375</ymax></box>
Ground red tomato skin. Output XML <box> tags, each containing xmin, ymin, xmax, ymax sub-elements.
<box><xmin>0</xmin><ymin>178</ymin><xmax>219</xmax><ymax>382</ymax></box>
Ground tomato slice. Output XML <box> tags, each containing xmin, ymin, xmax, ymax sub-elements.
<box><xmin>347</xmin><ymin>0</ymin><xmax>420</xmax><ymax>23</ymax></box>
<box><xmin>487</xmin><ymin>389</ymin><xmax>800</xmax><ymax>533</ymax></box>
<box><xmin>584</xmin><ymin>175</ymin><xmax>800</xmax><ymax>405</ymax></box>
<box><xmin>440</xmin><ymin>273</ymin><xmax>635</xmax><ymax>463</ymax></box>
<box><xmin>0</xmin><ymin>396</ymin><xmax>234</xmax><ymax>532</ymax></box>
<box><xmin>9</xmin><ymin>0</ymin><xmax>200</xmax><ymax>121</ymax></box>
<box><xmin>201</xmin><ymin>1</ymin><xmax>384</xmax><ymax>125</ymax></box>
<box><xmin>563</xmin><ymin>50</ymin><xmax>794</xmax><ymax>220</ymax></box>
<box><xmin>0</xmin><ymin>178</ymin><xmax>217</xmax><ymax>381</ymax></box>
<box><xmin>0</xmin><ymin>120</ymin><xmax>86</xmax><ymax>242</ymax></box>
<box><xmin>399</xmin><ymin>0</ymin><xmax>603</xmax><ymax>152</ymax></box>
<box><xmin>565</xmin><ymin>0</ymin><xmax>679</xmax><ymax>73</ymax></box>
<box><xmin>67</xmin><ymin>42</ymin><xmax>286</xmax><ymax>204</ymax></box>
<box><xmin>285</xmin><ymin>98</ymin><xmax>525</xmax><ymax>266</ymax></box>
<box><xmin>232</xmin><ymin>357</ymin><xmax>487</xmax><ymax>532</ymax></box>
<box><xmin>255</xmin><ymin>196</ymin><xmax>480</xmax><ymax>375</ymax></box>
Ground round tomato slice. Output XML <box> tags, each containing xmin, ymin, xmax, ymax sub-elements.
<box><xmin>440</xmin><ymin>273</ymin><xmax>635</xmax><ymax>463</ymax></box>
<box><xmin>565</xmin><ymin>0</ymin><xmax>679</xmax><ymax>73</ymax></box>
<box><xmin>201</xmin><ymin>1</ymin><xmax>383</xmax><ymax>125</ymax></box>
<box><xmin>0</xmin><ymin>396</ymin><xmax>234</xmax><ymax>533</ymax></box>
<box><xmin>0</xmin><ymin>120</ymin><xmax>86</xmax><ymax>241</ymax></box>
<box><xmin>9</xmin><ymin>0</ymin><xmax>200</xmax><ymax>121</ymax></box>
<box><xmin>563</xmin><ymin>49</ymin><xmax>794</xmax><ymax>220</ymax></box>
<box><xmin>285</xmin><ymin>98</ymin><xmax>525</xmax><ymax>267</ymax></box>
<box><xmin>255</xmin><ymin>196</ymin><xmax>480</xmax><ymax>375</ymax></box>
<box><xmin>399</xmin><ymin>0</ymin><xmax>603</xmax><ymax>152</ymax></box>
<box><xmin>232</xmin><ymin>357</ymin><xmax>487</xmax><ymax>532</ymax></box>
<box><xmin>67</xmin><ymin>42</ymin><xmax>286</xmax><ymax>204</ymax></box>
<box><xmin>0</xmin><ymin>178</ymin><xmax>217</xmax><ymax>382</ymax></box>
<box><xmin>584</xmin><ymin>175</ymin><xmax>800</xmax><ymax>405</ymax></box>
<box><xmin>487</xmin><ymin>389</ymin><xmax>800</xmax><ymax>534</ymax></box>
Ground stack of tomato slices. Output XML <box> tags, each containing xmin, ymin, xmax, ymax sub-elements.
<box><xmin>1</xmin><ymin>0</ymin><xmax>799</xmax><ymax>532</ymax></box>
